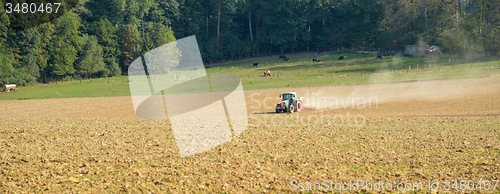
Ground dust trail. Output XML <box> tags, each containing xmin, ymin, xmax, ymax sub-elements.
<box><xmin>301</xmin><ymin>75</ymin><xmax>500</xmax><ymax>110</ymax></box>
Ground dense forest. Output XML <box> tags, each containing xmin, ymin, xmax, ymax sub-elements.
<box><xmin>0</xmin><ymin>0</ymin><xmax>498</xmax><ymax>85</ymax></box>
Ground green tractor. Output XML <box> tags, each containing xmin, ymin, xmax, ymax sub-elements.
<box><xmin>275</xmin><ymin>92</ymin><xmax>303</xmax><ymax>113</ymax></box>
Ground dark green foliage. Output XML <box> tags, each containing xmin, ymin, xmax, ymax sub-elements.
<box><xmin>0</xmin><ymin>52</ymin><xmax>36</xmax><ymax>86</ymax></box>
<box><xmin>86</xmin><ymin>19</ymin><xmax>122</xmax><ymax>76</ymax></box>
<box><xmin>0</xmin><ymin>1</ymin><xmax>9</xmax><ymax>46</ymax></box>
<box><xmin>1</xmin><ymin>0</ymin><xmax>498</xmax><ymax>84</ymax></box>
<box><xmin>120</xmin><ymin>24</ymin><xmax>142</xmax><ymax>72</ymax></box>
<box><xmin>77</xmin><ymin>35</ymin><xmax>106</xmax><ymax>78</ymax></box>
<box><xmin>16</xmin><ymin>24</ymin><xmax>53</xmax><ymax>81</ymax></box>
<box><xmin>0</xmin><ymin>53</ymin><xmax>15</xmax><ymax>85</ymax></box>
<box><xmin>47</xmin><ymin>12</ymin><xmax>81</xmax><ymax>78</ymax></box>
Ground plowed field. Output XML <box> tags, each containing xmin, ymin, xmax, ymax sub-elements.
<box><xmin>1</xmin><ymin>76</ymin><xmax>499</xmax><ymax>192</ymax></box>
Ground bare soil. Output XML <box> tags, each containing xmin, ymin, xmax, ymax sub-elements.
<box><xmin>0</xmin><ymin>76</ymin><xmax>499</xmax><ymax>193</ymax></box>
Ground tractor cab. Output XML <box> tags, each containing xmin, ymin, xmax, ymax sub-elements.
<box><xmin>279</xmin><ymin>92</ymin><xmax>296</xmax><ymax>101</ymax></box>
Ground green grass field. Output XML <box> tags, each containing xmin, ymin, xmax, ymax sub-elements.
<box><xmin>1</xmin><ymin>52</ymin><xmax>499</xmax><ymax>100</ymax></box>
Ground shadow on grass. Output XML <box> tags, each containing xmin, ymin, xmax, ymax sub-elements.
<box><xmin>264</xmin><ymin>60</ymin><xmax>362</xmax><ymax>71</ymax></box>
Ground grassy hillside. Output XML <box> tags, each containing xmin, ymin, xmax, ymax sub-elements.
<box><xmin>1</xmin><ymin>52</ymin><xmax>499</xmax><ymax>100</ymax></box>
<box><xmin>0</xmin><ymin>77</ymin><xmax>130</xmax><ymax>100</ymax></box>
<box><xmin>209</xmin><ymin>52</ymin><xmax>500</xmax><ymax>90</ymax></box>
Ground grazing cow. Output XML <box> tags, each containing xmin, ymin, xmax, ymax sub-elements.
<box><xmin>312</xmin><ymin>58</ymin><xmax>321</xmax><ymax>62</ymax></box>
<box><xmin>338</xmin><ymin>56</ymin><xmax>344</xmax><ymax>60</ymax></box>
<box><xmin>283</xmin><ymin>57</ymin><xmax>290</xmax><ymax>61</ymax></box>
<box><xmin>377</xmin><ymin>55</ymin><xmax>383</xmax><ymax>59</ymax></box>
<box><xmin>253</xmin><ymin>63</ymin><xmax>259</xmax><ymax>67</ymax></box>
<box><xmin>263</xmin><ymin>70</ymin><xmax>272</xmax><ymax>77</ymax></box>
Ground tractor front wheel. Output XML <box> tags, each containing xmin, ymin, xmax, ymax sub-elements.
<box><xmin>289</xmin><ymin>105</ymin><xmax>294</xmax><ymax>113</ymax></box>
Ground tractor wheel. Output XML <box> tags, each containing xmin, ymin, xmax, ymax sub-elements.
<box><xmin>289</xmin><ymin>105</ymin><xmax>294</xmax><ymax>113</ymax></box>
<box><xmin>276</xmin><ymin>108</ymin><xmax>280</xmax><ymax>113</ymax></box>
<box><xmin>296</xmin><ymin>101</ymin><xmax>302</xmax><ymax>112</ymax></box>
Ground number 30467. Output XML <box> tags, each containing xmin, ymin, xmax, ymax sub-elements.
<box><xmin>5</xmin><ymin>3</ymin><xmax>62</xmax><ymax>14</ymax></box>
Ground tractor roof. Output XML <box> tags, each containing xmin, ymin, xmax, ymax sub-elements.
<box><xmin>282</xmin><ymin>92</ymin><xmax>296</xmax><ymax>95</ymax></box>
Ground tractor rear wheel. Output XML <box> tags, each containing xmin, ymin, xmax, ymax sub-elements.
<box><xmin>296</xmin><ymin>101</ymin><xmax>302</xmax><ymax>112</ymax></box>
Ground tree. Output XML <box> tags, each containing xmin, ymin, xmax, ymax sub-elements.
<box><xmin>147</xmin><ymin>22</ymin><xmax>176</xmax><ymax>47</ymax></box>
<box><xmin>0</xmin><ymin>53</ymin><xmax>15</xmax><ymax>85</ymax></box>
<box><xmin>86</xmin><ymin>19</ymin><xmax>121</xmax><ymax>76</ymax></box>
<box><xmin>380</xmin><ymin>0</ymin><xmax>423</xmax><ymax>48</ymax></box>
<box><xmin>77</xmin><ymin>35</ymin><xmax>106</xmax><ymax>78</ymax></box>
<box><xmin>85</xmin><ymin>0</ymin><xmax>127</xmax><ymax>24</ymax></box>
<box><xmin>16</xmin><ymin>23</ymin><xmax>54</xmax><ymax>81</ymax></box>
<box><xmin>476</xmin><ymin>0</ymin><xmax>494</xmax><ymax>56</ymax></box>
<box><xmin>254</xmin><ymin>0</ymin><xmax>310</xmax><ymax>53</ymax></box>
<box><xmin>48</xmin><ymin>12</ymin><xmax>82</xmax><ymax>78</ymax></box>
<box><xmin>148</xmin><ymin>0</ymin><xmax>180</xmax><ymax>25</ymax></box>
<box><xmin>0</xmin><ymin>1</ymin><xmax>9</xmax><ymax>47</ymax></box>
<box><xmin>38</xmin><ymin>23</ymin><xmax>56</xmax><ymax>82</ymax></box>
<box><xmin>122</xmin><ymin>0</ymin><xmax>154</xmax><ymax>24</ymax></box>
<box><xmin>120</xmin><ymin>24</ymin><xmax>142</xmax><ymax>72</ymax></box>
<box><xmin>432</xmin><ymin>0</ymin><xmax>499</xmax><ymax>57</ymax></box>
<box><xmin>17</xmin><ymin>28</ymin><xmax>43</xmax><ymax>78</ymax></box>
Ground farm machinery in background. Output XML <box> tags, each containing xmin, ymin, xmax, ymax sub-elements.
<box><xmin>275</xmin><ymin>92</ymin><xmax>302</xmax><ymax>113</ymax></box>
<box><xmin>2</xmin><ymin>84</ymin><xmax>17</xmax><ymax>92</ymax></box>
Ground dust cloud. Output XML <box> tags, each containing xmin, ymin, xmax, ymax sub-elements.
<box><xmin>301</xmin><ymin>75</ymin><xmax>500</xmax><ymax>110</ymax></box>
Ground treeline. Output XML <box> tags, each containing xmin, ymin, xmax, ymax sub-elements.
<box><xmin>0</xmin><ymin>0</ymin><xmax>498</xmax><ymax>85</ymax></box>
